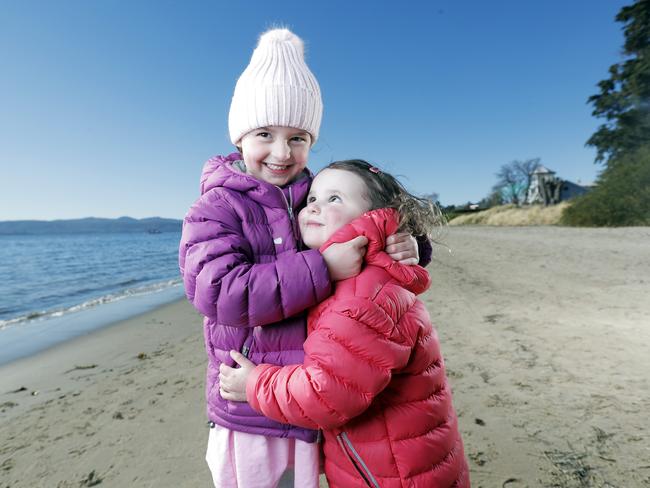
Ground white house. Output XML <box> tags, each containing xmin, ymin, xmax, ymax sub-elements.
<box><xmin>526</xmin><ymin>166</ymin><xmax>592</xmax><ymax>205</ymax></box>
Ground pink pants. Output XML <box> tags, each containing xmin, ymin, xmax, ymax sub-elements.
<box><xmin>206</xmin><ymin>424</ymin><xmax>320</xmax><ymax>488</ymax></box>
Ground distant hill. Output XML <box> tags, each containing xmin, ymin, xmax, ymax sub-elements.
<box><xmin>0</xmin><ymin>217</ymin><xmax>183</xmax><ymax>235</ymax></box>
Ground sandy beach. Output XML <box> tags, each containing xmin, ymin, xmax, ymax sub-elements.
<box><xmin>1</xmin><ymin>226</ymin><xmax>649</xmax><ymax>487</ymax></box>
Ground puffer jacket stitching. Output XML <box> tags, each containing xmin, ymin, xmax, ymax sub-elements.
<box><xmin>312</xmin><ymin>359</ymin><xmax>371</xmax><ymax>419</ymax></box>
<box><xmin>389</xmin><ymin>384</ymin><xmax>449</xmax><ymax>416</ymax></box>
<box><xmin>373</xmin><ymin>292</ymin><xmax>414</xmax><ymax>327</ymax></box>
<box><xmin>340</xmin><ymin>299</ymin><xmax>397</xmax><ymax>336</ymax></box>
<box><xmin>452</xmin><ymin>461</ymin><xmax>469</xmax><ymax>487</ymax></box>
<box><xmin>285</xmin><ymin>369</ymin><xmax>316</xmax><ymax>424</ymax></box>
<box><xmin>272</xmin><ymin>398</ymin><xmax>291</xmax><ymax>425</ymax></box>
<box><xmin>387</xmin><ymin>368</ymin><xmax>446</xmax><ymax>407</ymax></box>
<box><xmin>334</xmin><ymin>295</ymin><xmax>419</xmax><ymax>355</ymax></box>
<box><xmin>344</xmin><ymin>411</ymin><xmax>449</xmax><ymax>447</ymax></box>
<box><xmin>394</xmin><ymin>415</ymin><xmax>449</xmax><ymax>444</ymax></box>
<box><xmin>184</xmin><ymin>201</ymin><xmax>250</xmax><ymax>319</ymax></box>
<box><xmin>302</xmin><ymin>365</ymin><xmax>349</xmax><ymax>427</ymax></box>
<box><xmin>325</xmin><ymin>318</ymin><xmax>392</xmax><ymax>374</ymax></box>
<box><xmin>402</xmin><ymin>432</ymin><xmax>461</xmax><ymax>480</ymax></box>
<box><xmin>420</xmin><ymin>439</ymin><xmax>463</xmax><ymax>477</ymax></box>
<box><xmin>268</xmin><ymin>264</ymin><xmax>283</xmax><ymax>318</ymax></box>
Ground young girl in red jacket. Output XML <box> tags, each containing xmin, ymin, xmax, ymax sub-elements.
<box><xmin>220</xmin><ymin>159</ymin><xmax>470</xmax><ymax>487</ymax></box>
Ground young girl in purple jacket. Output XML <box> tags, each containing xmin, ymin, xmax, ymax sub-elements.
<box><xmin>179</xmin><ymin>28</ymin><xmax>423</xmax><ymax>487</ymax></box>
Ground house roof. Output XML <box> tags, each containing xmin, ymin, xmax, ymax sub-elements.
<box><xmin>533</xmin><ymin>165</ymin><xmax>555</xmax><ymax>174</ymax></box>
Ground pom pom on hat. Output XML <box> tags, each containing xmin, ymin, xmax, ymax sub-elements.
<box><xmin>228</xmin><ymin>28</ymin><xmax>323</xmax><ymax>146</ymax></box>
<box><xmin>257</xmin><ymin>28</ymin><xmax>304</xmax><ymax>57</ymax></box>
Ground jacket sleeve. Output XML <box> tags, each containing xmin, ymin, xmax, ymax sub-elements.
<box><xmin>179</xmin><ymin>191</ymin><xmax>331</xmax><ymax>327</ymax></box>
<box><xmin>246</xmin><ymin>298</ymin><xmax>412</xmax><ymax>429</ymax></box>
<box><xmin>417</xmin><ymin>235</ymin><xmax>433</xmax><ymax>268</ymax></box>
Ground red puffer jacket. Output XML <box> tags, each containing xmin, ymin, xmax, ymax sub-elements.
<box><xmin>246</xmin><ymin>209</ymin><xmax>470</xmax><ymax>487</ymax></box>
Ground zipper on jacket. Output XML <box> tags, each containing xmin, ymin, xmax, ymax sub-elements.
<box><xmin>241</xmin><ymin>335</ymin><xmax>253</xmax><ymax>358</ymax></box>
<box><xmin>277</xmin><ymin>186</ymin><xmax>299</xmax><ymax>242</ymax></box>
<box><xmin>336</xmin><ymin>432</ymin><xmax>380</xmax><ymax>488</ymax></box>
<box><xmin>289</xmin><ymin>187</ymin><xmax>299</xmax><ymax>241</ymax></box>
<box><xmin>276</xmin><ymin>185</ymin><xmax>294</xmax><ymax>221</ymax></box>
<box><xmin>288</xmin><ymin>187</ymin><xmax>294</xmax><ymax>221</ymax></box>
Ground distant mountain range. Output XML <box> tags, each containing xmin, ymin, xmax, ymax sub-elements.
<box><xmin>0</xmin><ymin>217</ymin><xmax>183</xmax><ymax>235</ymax></box>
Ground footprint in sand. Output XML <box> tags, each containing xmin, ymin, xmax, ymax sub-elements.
<box><xmin>483</xmin><ymin>313</ymin><xmax>504</xmax><ymax>324</ymax></box>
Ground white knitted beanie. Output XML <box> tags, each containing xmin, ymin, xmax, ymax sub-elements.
<box><xmin>228</xmin><ymin>28</ymin><xmax>323</xmax><ymax>146</ymax></box>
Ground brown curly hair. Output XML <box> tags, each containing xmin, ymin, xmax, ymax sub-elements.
<box><xmin>324</xmin><ymin>159</ymin><xmax>445</xmax><ymax>241</ymax></box>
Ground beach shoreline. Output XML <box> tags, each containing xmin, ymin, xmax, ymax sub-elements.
<box><xmin>0</xmin><ymin>284</ymin><xmax>185</xmax><ymax>366</ymax></box>
<box><xmin>1</xmin><ymin>226</ymin><xmax>649</xmax><ymax>487</ymax></box>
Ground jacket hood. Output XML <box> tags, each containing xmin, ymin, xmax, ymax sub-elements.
<box><xmin>198</xmin><ymin>153</ymin><xmax>312</xmax><ymax>209</ymax></box>
<box><xmin>200</xmin><ymin>153</ymin><xmax>242</xmax><ymax>195</ymax></box>
<box><xmin>320</xmin><ymin>208</ymin><xmax>431</xmax><ymax>295</ymax></box>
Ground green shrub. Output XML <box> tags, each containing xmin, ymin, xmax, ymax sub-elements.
<box><xmin>561</xmin><ymin>146</ymin><xmax>650</xmax><ymax>226</ymax></box>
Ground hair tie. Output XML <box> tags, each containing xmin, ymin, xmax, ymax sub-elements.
<box><xmin>369</xmin><ymin>166</ymin><xmax>381</xmax><ymax>174</ymax></box>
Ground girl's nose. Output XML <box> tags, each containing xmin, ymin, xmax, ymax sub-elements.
<box><xmin>307</xmin><ymin>201</ymin><xmax>320</xmax><ymax>213</ymax></box>
<box><xmin>271</xmin><ymin>140</ymin><xmax>291</xmax><ymax>162</ymax></box>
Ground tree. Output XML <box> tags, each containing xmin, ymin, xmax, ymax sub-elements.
<box><xmin>479</xmin><ymin>189</ymin><xmax>505</xmax><ymax>209</ymax></box>
<box><xmin>493</xmin><ymin>158</ymin><xmax>541</xmax><ymax>205</ymax></box>
<box><xmin>561</xmin><ymin>145</ymin><xmax>650</xmax><ymax>226</ymax></box>
<box><xmin>587</xmin><ymin>0</ymin><xmax>650</xmax><ymax>164</ymax></box>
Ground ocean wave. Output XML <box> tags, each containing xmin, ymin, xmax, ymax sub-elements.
<box><xmin>0</xmin><ymin>279</ymin><xmax>183</xmax><ymax>330</ymax></box>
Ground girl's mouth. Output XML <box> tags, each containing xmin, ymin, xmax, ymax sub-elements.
<box><xmin>264</xmin><ymin>162</ymin><xmax>291</xmax><ymax>172</ymax></box>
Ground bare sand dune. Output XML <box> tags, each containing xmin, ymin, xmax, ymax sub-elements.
<box><xmin>1</xmin><ymin>226</ymin><xmax>648</xmax><ymax>487</ymax></box>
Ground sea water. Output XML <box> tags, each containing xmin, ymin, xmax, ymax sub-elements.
<box><xmin>0</xmin><ymin>232</ymin><xmax>185</xmax><ymax>364</ymax></box>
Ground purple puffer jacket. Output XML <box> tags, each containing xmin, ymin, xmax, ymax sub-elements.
<box><xmin>179</xmin><ymin>153</ymin><xmax>331</xmax><ymax>442</ymax></box>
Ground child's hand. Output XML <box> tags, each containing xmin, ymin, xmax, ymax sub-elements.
<box><xmin>385</xmin><ymin>233</ymin><xmax>419</xmax><ymax>265</ymax></box>
<box><xmin>219</xmin><ymin>351</ymin><xmax>255</xmax><ymax>402</ymax></box>
<box><xmin>322</xmin><ymin>236</ymin><xmax>368</xmax><ymax>281</ymax></box>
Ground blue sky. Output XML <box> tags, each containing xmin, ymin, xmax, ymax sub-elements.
<box><xmin>0</xmin><ymin>0</ymin><xmax>629</xmax><ymax>220</ymax></box>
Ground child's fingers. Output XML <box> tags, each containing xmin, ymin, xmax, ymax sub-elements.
<box><xmin>386</xmin><ymin>237</ymin><xmax>414</xmax><ymax>254</ymax></box>
<box><xmin>230</xmin><ymin>350</ymin><xmax>244</xmax><ymax>362</ymax></box>
<box><xmin>230</xmin><ymin>350</ymin><xmax>254</xmax><ymax>368</ymax></box>
<box><xmin>386</xmin><ymin>243</ymin><xmax>407</xmax><ymax>255</ymax></box>
<box><xmin>389</xmin><ymin>251</ymin><xmax>408</xmax><ymax>262</ymax></box>
<box><xmin>386</xmin><ymin>232</ymin><xmax>409</xmax><ymax>246</ymax></box>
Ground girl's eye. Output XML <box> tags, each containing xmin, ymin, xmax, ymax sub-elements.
<box><xmin>328</xmin><ymin>195</ymin><xmax>341</xmax><ymax>203</ymax></box>
<box><xmin>257</xmin><ymin>132</ymin><xmax>271</xmax><ymax>138</ymax></box>
<box><xmin>291</xmin><ymin>136</ymin><xmax>307</xmax><ymax>143</ymax></box>
<box><xmin>307</xmin><ymin>196</ymin><xmax>316</xmax><ymax>203</ymax></box>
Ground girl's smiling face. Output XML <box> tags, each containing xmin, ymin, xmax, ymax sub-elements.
<box><xmin>239</xmin><ymin>126</ymin><xmax>311</xmax><ymax>187</ymax></box>
<box><xmin>299</xmin><ymin>169</ymin><xmax>371</xmax><ymax>249</ymax></box>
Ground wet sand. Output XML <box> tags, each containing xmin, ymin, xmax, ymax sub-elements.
<box><xmin>1</xmin><ymin>226</ymin><xmax>649</xmax><ymax>487</ymax></box>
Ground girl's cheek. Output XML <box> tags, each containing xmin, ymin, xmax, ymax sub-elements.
<box><xmin>297</xmin><ymin>212</ymin><xmax>308</xmax><ymax>228</ymax></box>
<box><xmin>327</xmin><ymin>208</ymin><xmax>348</xmax><ymax>228</ymax></box>
<box><xmin>295</xmin><ymin>147</ymin><xmax>309</xmax><ymax>163</ymax></box>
